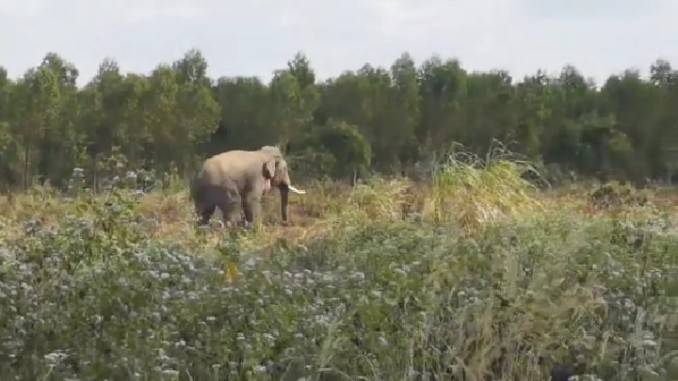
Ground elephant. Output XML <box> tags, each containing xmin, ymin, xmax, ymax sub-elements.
<box><xmin>190</xmin><ymin>145</ymin><xmax>306</xmax><ymax>228</ymax></box>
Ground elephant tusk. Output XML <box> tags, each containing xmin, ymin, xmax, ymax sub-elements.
<box><xmin>288</xmin><ymin>185</ymin><xmax>306</xmax><ymax>194</ymax></box>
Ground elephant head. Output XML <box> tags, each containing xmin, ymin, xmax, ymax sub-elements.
<box><xmin>260</xmin><ymin>146</ymin><xmax>306</xmax><ymax>223</ymax></box>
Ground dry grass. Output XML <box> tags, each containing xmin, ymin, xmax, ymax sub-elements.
<box><xmin>0</xmin><ymin>143</ymin><xmax>673</xmax><ymax>260</ymax></box>
<box><xmin>1</xmin><ymin>170</ymin><xmax>674</xmax><ymax>253</ymax></box>
<box><xmin>429</xmin><ymin>151</ymin><xmax>544</xmax><ymax>235</ymax></box>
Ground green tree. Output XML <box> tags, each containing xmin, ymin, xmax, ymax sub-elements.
<box><xmin>9</xmin><ymin>62</ymin><xmax>63</xmax><ymax>188</ymax></box>
<box><xmin>540</xmin><ymin>65</ymin><xmax>597</xmax><ymax>172</ymax></box>
<box><xmin>417</xmin><ymin>57</ymin><xmax>468</xmax><ymax>151</ymax></box>
<box><xmin>287</xmin><ymin>52</ymin><xmax>315</xmax><ymax>89</ymax></box>
<box><xmin>650</xmin><ymin>59</ymin><xmax>676</xmax><ymax>87</ymax></box>
<box><xmin>3</xmin><ymin>50</ymin><xmax>678</xmax><ymax>187</ymax></box>
<box><xmin>269</xmin><ymin>55</ymin><xmax>319</xmax><ymax>149</ymax></box>
<box><xmin>513</xmin><ymin>70</ymin><xmax>551</xmax><ymax>158</ymax></box>
<box><xmin>461</xmin><ymin>70</ymin><xmax>516</xmax><ymax>154</ymax></box>
<box><xmin>173</xmin><ymin>48</ymin><xmax>211</xmax><ymax>87</ymax></box>
<box><xmin>120</xmin><ymin>73</ymin><xmax>150</xmax><ymax>164</ymax></box>
<box><xmin>34</xmin><ymin>53</ymin><xmax>81</xmax><ymax>186</ymax></box>
<box><xmin>0</xmin><ymin>68</ymin><xmax>12</xmax><ymax>184</ymax></box>
<box><xmin>79</xmin><ymin>60</ymin><xmax>124</xmax><ymax>164</ymax></box>
<box><xmin>210</xmin><ymin>76</ymin><xmax>272</xmax><ymax>153</ymax></box>
<box><xmin>142</xmin><ymin>65</ymin><xmax>180</xmax><ymax>172</ymax></box>
<box><xmin>77</xmin><ymin>59</ymin><xmax>151</xmax><ymax>187</ymax></box>
<box><xmin>143</xmin><ymin>50</ymin><xmax>219</xmax><ymax>174</ymax></box>
<box><xmin>0</xmin><ymin>67</ymin><xmax>10</xmax><ymax>119</ymax></box>
<box><xmin>389</xmin><ymin>53</ymin><xmax>420</xmax><ymax>168</ymax></box>
<box><xmin>315</xmin><ymin>63</ymin><xmax>396</xmax><ymax>171</ymax></box>
<box><xmin>315</xmin><ymin>119</ymin><xmax>372</xmax><ymax>180</ymax></box>
<box><xmin>600</xmin><ymin>70</ymin><xmax>662</xmax><ymax>179</ymax></box>
<box><xmin>173</xmin><ymin>50</ymin><xmax>220</xmax><ymax>170</ymax></box>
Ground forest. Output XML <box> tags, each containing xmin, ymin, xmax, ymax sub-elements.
<box><xmin>2</xmin><ymin>49</ymin><xmax>678</xmax><ymax>191</ymax></box>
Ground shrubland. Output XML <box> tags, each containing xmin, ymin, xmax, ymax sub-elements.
<box><xmin>0</xmin><ymin>152</ymin><xmax>677</xmax><ymax>381</ymax></box>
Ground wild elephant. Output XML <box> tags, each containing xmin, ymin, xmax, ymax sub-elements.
<box><xmin>190</xmin><ymin>146</ymin><xmax>306</xmax><ymax>228</ymax></box>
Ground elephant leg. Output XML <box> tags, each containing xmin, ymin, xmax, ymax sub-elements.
<box><xmin>217</xmin><ymin>184</ymin><xmax>242</xmax><ymax>228</ymax></box>
<box><xmin>193</xmin><ymin>186</ymin><xmax>216</xmax><ymax>226</ymax></box>
<box><xmin>218</xmin><ymin>200</ymin><xmax>241</xmax><ymax>228</ymax></box>
<box><xmin>198</xmin><ymin>203</ymin><xmax>216</xmax><ymax>226</ymax></box>
<box><xmin>240</xmin><ymin>198</ymin><xmax>248</xmax><ymax>227</ymax></box>
<box><xmin>242</xmin><ymin>193</ymin><xmax>262</xmax><ymax>228</ymax></box>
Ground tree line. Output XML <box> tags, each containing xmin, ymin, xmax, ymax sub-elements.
<box><xmin>1</xmin><ymin>49</ymin><xmax>678</xmax><ymax>191</ymax></box>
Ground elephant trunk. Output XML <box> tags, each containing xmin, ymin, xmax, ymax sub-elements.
<box><xmin>279</xmin><ymin>184</ymin><xmax>289</xmax><ymax>222</ymax></box>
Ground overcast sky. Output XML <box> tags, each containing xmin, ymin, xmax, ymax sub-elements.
<box><xmin>1</xmin><ymin>0</ymin><xmax>677</xmax><ymax>87</ymax></box>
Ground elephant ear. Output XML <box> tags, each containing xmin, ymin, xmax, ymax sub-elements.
<box><xmin>262</xmin><ymin>159</ymin><xmax>276</xmax><ymax>179</ymax></box>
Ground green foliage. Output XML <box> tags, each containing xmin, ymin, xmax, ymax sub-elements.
<box><xmin>286</xmin><ymin>52</ymin><xmax>315</xmax><ymax>89</ymax></box>
<box><xmin>0</xmin><ymin>121</ymin><xmax>11</xmax><ymax>153</ymax></box>
<box><xmin>417</xmin><ymin>57</ymin><xmax>468</xmax><ymax>149</ymax></box>
<box><xmin>286</xmin><ymin>147</ymin><xmax>337</xmax><ymax>182</ymax></box>
<box><xmin>298</xmin><ymin>119</ymin><xmax>372</xmax><ymax>180</ymax></box>
<box><xmin>209</xmin><ymin>76</ymin><xmax>272</xmax><ymax>154</ymax></box>
<box><xmin>269</xmin><ymin>53</ymin><xmax>320</xmax><ymax>147</ymax></box>
<box><xmin>78</xmin><ymin>58</ymin><xmax>143</xmax><ymax>170</ymax></box>
<box><xmin>3</xmin><ymin>49</ymin><xmax>678</xmax><ymax>189</ymax></box>
<box><xmin>142</xmin><ymin>56</ymin><xmax>219</xmax><ymax>174</ymax></box>
<box><xmin>6</xmin><ymin>53</ymin><xmax>81</xmax><ymax>188</ymax></box>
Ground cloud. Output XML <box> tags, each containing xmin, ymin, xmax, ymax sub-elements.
<box><xmin>0</xmin><ymin>0</ymin><xmax>44</xmax><ymax>17</ymax></box>
<box><xmin>123</xmin><ymin>0</ymin><xmax>207</xmax><ymax>23</ymax></box>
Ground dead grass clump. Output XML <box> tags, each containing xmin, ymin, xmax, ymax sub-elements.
<box><xmin>589</xmin><ymin>181</ymin><xmax>650</xmax><ymax>211</ymax></box>
<box><xmin>345</xmin><ymin>177</ymin><xmax>413</xmax><ymax>222</ymax></box>
<box><xmin>137</xmin><ymin>191</ymin><xmax>191</xmax><ymax>225</ymax></box>
<box><xmin>429</xmin><ymin>149</ymin><xmax>543</xmax><ymax>234</ymax></box>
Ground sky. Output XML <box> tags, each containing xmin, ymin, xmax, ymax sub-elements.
<box><xmin>1</xmin><ymin>0</ymin><xmax>677</xmax><ymax>87</ymax></box>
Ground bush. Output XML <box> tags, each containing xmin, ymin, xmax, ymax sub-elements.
<box><xmin>316</xmin><ymin>120</ymin><xmax>372</xmax><ymax>180</ymax></box>
<box><xmin>286</xmin><ymin>147</ymin><xmax>337</xmax><ymax>182</ymax></box>
<box><xmin>290</xmin><ymin>119</ymin><xmax>372</xmax><ymax>182</ymax></box>
<box><xmin>589</xmin><ymin>181</ymin><xmax>649</xmax><ymax>210</ymax></box>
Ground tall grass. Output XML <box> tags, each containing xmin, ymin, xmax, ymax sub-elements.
<box><xmin>430</xmin><ymin>143</ymin><xmax>543</xmax><ymax>233</ymax></box>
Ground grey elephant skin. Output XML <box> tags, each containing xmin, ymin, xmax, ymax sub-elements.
<box><xmin>190</xmin><ymin>146</ymin><xmax>306</xmax><ymax>228</ymax></box>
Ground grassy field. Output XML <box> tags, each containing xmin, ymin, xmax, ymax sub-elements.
<box><xmin>0</xmin><ymin>155</ymin><xmax>677</xmax><ymax>380</ymax></box>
